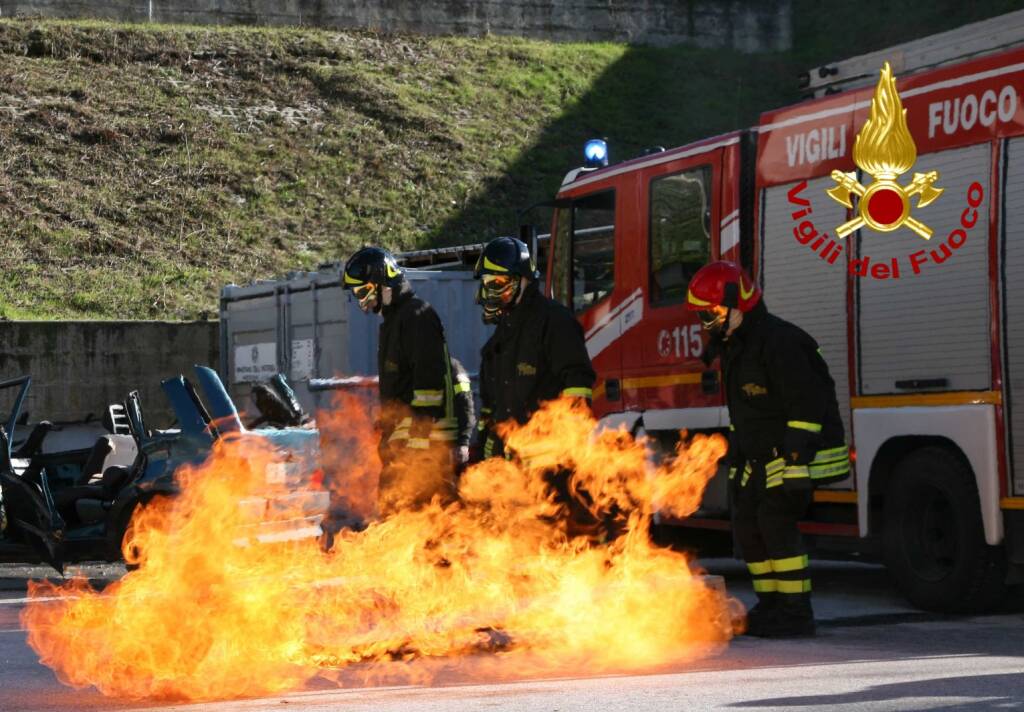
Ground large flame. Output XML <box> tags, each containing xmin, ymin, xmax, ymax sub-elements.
<box><xmin>853</xmin><ymin>62</ymin><xmax>916</xmax><ymax>179</ymax></box>
<box><xmin>22</xmin><ymin>395</ymin><xmax>734</xmax><ymax>701</ymax></box>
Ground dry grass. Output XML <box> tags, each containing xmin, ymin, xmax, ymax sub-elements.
<box><xmin>13</xmin><ymin>11</ymin><xmax>986</xmax><ymax>319</ymax></box>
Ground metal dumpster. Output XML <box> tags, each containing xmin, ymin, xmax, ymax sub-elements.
<box><xmin>219</xmin><ymin>267</ymin><xmax>491</xmax><ymax>414</ymax></box>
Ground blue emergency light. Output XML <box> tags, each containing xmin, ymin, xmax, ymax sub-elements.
<box><xmin>583</xmin><ymin>139</ymin><xmax>609</xmax><ymax>168</ymax></box>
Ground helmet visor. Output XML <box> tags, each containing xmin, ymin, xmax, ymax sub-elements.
<box><xmin>352</xmin><ymin>282</ymin><xmax>378</xmax><ymax>313</ymax></box>
<box><xmin>480</xmin><ymin>274</ymin><xmax>517</xmax><ymax>304</ymax></box>
<box><xmin>698</xmin><ymin>305</ymin><xmax>729</xmax><ymax>331</ymax></box>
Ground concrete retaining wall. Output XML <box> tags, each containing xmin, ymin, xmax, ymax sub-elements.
<box><xmin>0</xmin><ymin>321</ymin><xmax>218</xmax><ymax>427</ymax></box>
<box><xmin>0</xmin><ymin>0</ymin><xmax>792</xmax><ymax>51</ymax></box>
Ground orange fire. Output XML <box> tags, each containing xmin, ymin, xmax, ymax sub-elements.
<box><xmin>22</xmin><ymin>395</ymin><xmax>734</xmax><ymax>701</ymax></box>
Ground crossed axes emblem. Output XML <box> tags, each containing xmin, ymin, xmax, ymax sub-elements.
<box><xmin>827</xmin><ymin>169</ymin><xmax>943</xmax><ymax>240</ymax></box>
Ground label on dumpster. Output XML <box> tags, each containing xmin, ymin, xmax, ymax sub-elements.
<box><xmin>234</xmin><ymin>342</ymin><xmax>278</xmax><ymax>383</ymax></box>
<box><xmin>291</xmin><ymin>339</ymin><xmax>315</xmax><ymax>381</ymax></box>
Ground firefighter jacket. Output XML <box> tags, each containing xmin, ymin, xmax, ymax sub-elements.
<box><xmin>477</xmin><ymin>283</ymin><xmax>596</xmax><ymax>457</ymax></box>
<box><xmin>378</xmin><ymin>284</ymin><xmax>457</xmax><ymax>451</ymax></box>
<box><xmin>721</xmin><ymin>300</ymin><xmax>849</xmax><ymax>490</ymax></box>
<box><xmin>450</xmin><ymin>357</ymin><xmax>476</xmax><ymax>448</ymax></box>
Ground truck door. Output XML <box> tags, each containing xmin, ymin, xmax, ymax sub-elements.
<box><xmin>549</xmin><ymin>189</ymin><xmax>623</xmax><ymax>415</ymax></box>
<box><xmin>628</xmin><ymin>156</ymin><xmax>723</xmax><ymax>415</ymax></box>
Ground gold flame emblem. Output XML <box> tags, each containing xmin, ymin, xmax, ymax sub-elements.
<box><xmin>827</xmin><ymin>62</ymin><xmax>943</xmax><ymax>240</ymax></box>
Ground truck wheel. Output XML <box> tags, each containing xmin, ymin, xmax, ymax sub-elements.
<box><xmin>882</xmin><ymin>446</ymin><xmax>1007</xmax><ymax>612</ymax></box>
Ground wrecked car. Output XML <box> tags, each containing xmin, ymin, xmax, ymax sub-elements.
<box><xmin>0</xmin><ymin>367</ymin><xmax>329</xmax><ymax>573</ymax></box>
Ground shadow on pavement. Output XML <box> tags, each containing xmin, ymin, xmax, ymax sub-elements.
<box><xmin>728</xmin><ymin>672</ymin><xmax>1024</xmax><ymax>709</ymax></box>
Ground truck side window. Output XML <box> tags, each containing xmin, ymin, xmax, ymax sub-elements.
<box><xmin>551</xmin><ymin>206</ymin><xmax>572</xmax><ymax>307</ymax></box>
<box><xmin>571</xmin><ymin>190</ymin><xmax>616</xmax><ymax>313</ymax></box>
<box><xmin>649</xmin><ymin>166</ymin><xmax>711</xmax><ymax>306</ymax></box>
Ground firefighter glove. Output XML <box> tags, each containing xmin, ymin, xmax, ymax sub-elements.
<box><xmin>782</xmin><ymin>425</ymin><xmax>820</xmax><ymax>466</ymax></box>
<box><xmin>723</xmin><ymin>429</ymin><xmax>744</xmax><ymax>468</ymax></box>
<box><xmin>701</xmin><ymin>331</ymin><xmax>725</xmax><ymax>367</ymax></box>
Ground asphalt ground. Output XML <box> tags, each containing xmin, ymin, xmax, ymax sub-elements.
<box><xmin>1</xmin><ymin>555</ymin><xmax>1021</xmax><ymax>711</ymax></box>
<box><xmin>0</xmin><ymin>561</ymin><xmax>127</xmax><ymax>593</ymax></box>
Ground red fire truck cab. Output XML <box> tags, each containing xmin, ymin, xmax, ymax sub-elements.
<box><xmin>545</xmin><ymin>46</ymin><xmax>1024</xmax><ymax>612</ymax></box>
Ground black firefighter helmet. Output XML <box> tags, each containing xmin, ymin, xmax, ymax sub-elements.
<box><xmin>342</xmin><ymin>247</ymin><xmax>404</xmax><ymax>313</ymax></box>
<box><xmin>474</xmin><ymin>237</ymin><xmax>536</xmax><ymax>323</ymax></box>
<box><xmin>473</xmin><ymin>236</ymin><xmax>537</xmax><ymax>280</ymax></box>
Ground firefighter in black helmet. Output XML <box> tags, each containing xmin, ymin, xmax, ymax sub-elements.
<box><xmin>473</xmin><ymin>236</ymin><xmax>596</xmax><ymax>458</ymax></box>
<box><xmin>472</xmin><ymin>236</ymin><xmax>599</xmax><ymax>536</ymax></box>
<box><xmin>687</xmin><ymin>261</ymin><xmax>850</xmax><ymax>638</ymax></box>
<box><xmin>342</xmin><ymin>246</ymin><xmax>458</xmax><ymax>514</ymax></box>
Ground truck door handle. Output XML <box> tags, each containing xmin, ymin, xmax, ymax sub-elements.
<box><xmin>701</xmin><ymin>370</ymin><xmax>719</xmax><ymax>394</ymax></box>
<box><xmin>894</xmin><ymin>378</ymin><xmax>948</xmax><ymax>390</ymax></box>
<box><xmin>606</xmin><ymin>378</ymin><xmax>621</xmax><ymax>401</ymax></box>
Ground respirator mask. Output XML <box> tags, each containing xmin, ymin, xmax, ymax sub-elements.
<box><xmin>352</xmin><ymin>282</ymin><xmax>380</xmax><ymax>314</ymax></box>
<box><xmin>478</xmin><ymin>274</ymin><xmax>519</xmax><ymax>324</ymax></box>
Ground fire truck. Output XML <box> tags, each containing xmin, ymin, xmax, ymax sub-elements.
<box><xmin>539</xmin><ymin>20</ymin><xmax>1024</xmax><ymax>612</ymax></box>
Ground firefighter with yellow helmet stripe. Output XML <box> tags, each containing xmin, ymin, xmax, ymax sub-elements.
<box><xmin>472</xmin><ymin>236</ymin><xmax>596</xmax><ymax>462</ymax></box>
<box><xmin>342</xmin><ymin>246</ymin><xmax>459</xmax><ymax>514</ymax></box>
<box><xmin>687</xmin><ymin>260</ymin><xmax>850</xmax><ymax>638</ymax></box>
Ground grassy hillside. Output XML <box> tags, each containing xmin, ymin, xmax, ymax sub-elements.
<box><xmin>1</xmin><ymin>3</ymin><xmax>1022</xmax><ymax>319</ymax></box>
<box><xmin>0</xmin><ymin>21</ymin><xmax>790</xmax><ymax>319</ymax></box>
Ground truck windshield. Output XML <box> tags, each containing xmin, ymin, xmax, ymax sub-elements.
<box><xmin>551</xmin><ymin>206</ymin><xmax>572</xmax><ymax>307</ymax></box>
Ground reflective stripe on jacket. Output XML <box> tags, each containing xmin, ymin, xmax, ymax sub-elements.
<box><xmin>450</xmin><ymin>357</ymin><xmax>476</xmax><ymax>448</ymax></box>
<box><xmin>378</xmin><ymin>286</ymin><xmax>457</xmax><ymax>450</ymax></box>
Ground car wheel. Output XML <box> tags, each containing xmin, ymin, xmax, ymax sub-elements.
<box><xmin>108</xmin><ymin>501</ymin><xmax>142</xmax><ymax>568</ymax></box>
<box><xmin>882</xmin><ymin>446</ymin><xmax>1007</xmax><ymax>612</ymax></box>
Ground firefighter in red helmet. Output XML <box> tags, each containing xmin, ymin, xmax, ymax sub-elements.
<box><xmin>687</xmin><ymin>261</ymin><xmax>849</xmax><ymax>638</ymax></box>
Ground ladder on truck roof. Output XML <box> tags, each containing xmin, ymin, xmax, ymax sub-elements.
<box><xmin>803</xmin><ymin>9</ymin><xmax>1024</xmax><ymax>99</ymax></box>
<box><xmin>323</xmin><ymin>232</ymin><xmax>553</xmax><ymax>270</ymax></box>
<box><xmin>318</xmin><ymin>242</ymin><xmax>487</xmax><ymax>271</ymax></box>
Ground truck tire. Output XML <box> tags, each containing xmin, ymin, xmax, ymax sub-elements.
<box><xmin>882</xmin><ymin>446</ymin><xmax>1007</xmax><ymax>613</ymax></box>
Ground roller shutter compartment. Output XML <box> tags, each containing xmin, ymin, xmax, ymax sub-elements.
<box><xmin>857</xmin><ymin>143</ymin><xmax>991</xmax><ymax>395</ymax></box>
<box><xmin>761</xmin><ymin>177</ymin><xmax>852</xmax><ymax>444</ymax></box>
<box><xmin>1002</xmin><ymin>138</ymin><xmax>1024</xmax><ymax>496</ymax></box>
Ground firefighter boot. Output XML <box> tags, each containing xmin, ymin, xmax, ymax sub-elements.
<box><xmin>743</xmin><ymin>592</ymin><xmax>777</xmax><ymax>636</ymax></box>
<box><xmin>758</xmin><ymin>592</ymin><xmax>816</xmax><ymax>638</ymax></box>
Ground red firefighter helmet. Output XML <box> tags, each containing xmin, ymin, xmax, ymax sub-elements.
<box><xmin>685</xmin><ymin>261</ymin><xmax>761</xmax><ymax>312</ymax></box>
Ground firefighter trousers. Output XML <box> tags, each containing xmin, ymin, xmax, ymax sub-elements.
<box><xmin>378</xmin><ymin>439</ymin><xmax>456</xmax><ymax>517</ymax></box>
<box><xmin>541</xmin><ymin>467</ymin><xmax>625</xmax><ymax>542</ymax></box>
<box><xmin>732</xmin><ymin>463</ymin><xmax>814</xmax><ymax>614</ymax></box>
